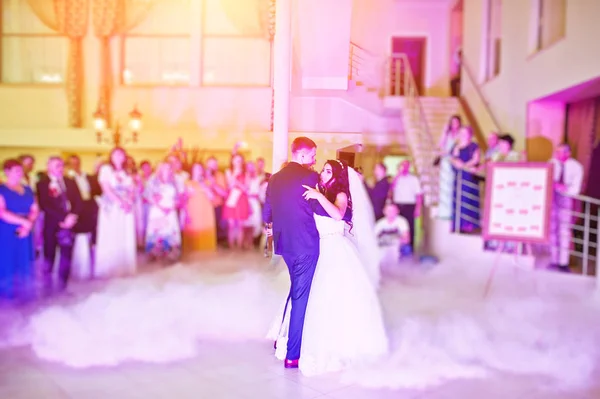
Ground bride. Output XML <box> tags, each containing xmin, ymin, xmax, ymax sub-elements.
<box><xmin>268</xmin><ymin>160</ymin><xmax>389</xmax><ymax>376</ymax></box>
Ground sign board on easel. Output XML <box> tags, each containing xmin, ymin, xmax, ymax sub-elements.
<box><xmin>483</xmin><ymin>162</ymin><xmax>554</xmax><ymax>244</ymax></box>
<box><xmin>482</xmin><ymin>162</ymin><xmax>554</xmax><ymax>297</ymax></box>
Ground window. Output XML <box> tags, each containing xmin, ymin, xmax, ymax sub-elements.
<box><xmin>484</xmin><ymin>0</ymin><xmax>502</xmax><ymax>81</ymax></box>
<box><xmin>1</xmin><ymin>0</ymin><xmax>67</xmax><ymax>84</ymax></box>
<box><xmin>121</xmin><ymin>0</ymin><xmax>192</xmax><ymax>85</ymax></box>
<box><xmin>533</xmin><ymin>0</ymin><xmax>566</xmax><ymax>51</ymax></box>
<box><xmin>201</xmin><ymin>0</ymin><xmax>272</xmax><ymax>86</ymax></box>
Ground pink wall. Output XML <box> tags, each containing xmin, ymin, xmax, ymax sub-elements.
<box><xmin>295</xmin><ymin>0</ymin><xmax>353</xmax><ymax>89</ymax></box>
<box><xmin>350</xmin><ymin>0</ymin><xmax>451</xmax><ymax>96</ymax></box>
<box><xmin>526</xmin><ymin>100</ymin><xmax>565</xmax><ymax>161</ymax></box>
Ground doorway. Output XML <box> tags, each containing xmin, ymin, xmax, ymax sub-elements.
<box><xmin>390</xmin><ymin>37</ymin><xmax>426</xmax><ymax>95</ymax></box>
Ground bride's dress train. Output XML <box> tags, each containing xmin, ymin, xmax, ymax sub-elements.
<box><xmin>268</xmin><ymin>215</ymin><xmax>389</xmax><ymax>376</ymax></box>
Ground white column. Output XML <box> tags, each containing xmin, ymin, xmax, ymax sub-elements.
<box><xmin>271</xmin><ymin>0</ymin><xmax>293</xmax><ymax>172</ymax></box>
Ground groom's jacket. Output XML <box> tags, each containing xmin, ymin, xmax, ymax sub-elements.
<box><xmin>263</xmin><ymin>162</ymin><xmax>351</xmax><ymax>257</ymax></box>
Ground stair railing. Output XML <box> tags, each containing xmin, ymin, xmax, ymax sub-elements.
<box><xmin>459</xmin><ymin>55</ymin><xmax>501</xmax><ymax>134</ymax></box>
<box><xmin>384</xmin><ymin>54</ymin><xmax>439</xmax><ymax>205</ymax></box>
<box><xmin>348</xmin><ymin>42</ymin><xmax>379</xmax><ymax>87</ymax></box>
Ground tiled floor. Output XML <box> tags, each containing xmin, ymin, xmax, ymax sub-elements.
<box><xmin>2</xmin><ymin>341</ymin><xmax>599</xmax><ymax>399</ymax></box>
<box><xmin>1</xmin><ymin>251</ymin><xmax>599</xmax><ymax>398</ymax></box>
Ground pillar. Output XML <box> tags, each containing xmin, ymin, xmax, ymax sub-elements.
<box><xmin>271</xmin><ymin>0</ymin><xmax>292</xmax><ymax>172</ymax></box>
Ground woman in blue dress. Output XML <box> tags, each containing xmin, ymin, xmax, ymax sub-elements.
<box><xmin>450</xmin><ymin>126</ymin><xmax>481</xmax><ymax>233</ymax></box>
<box><xmin>0</xmin><ymin>159</ymin><xmax>39</xmax><ymax>300</ymax></box>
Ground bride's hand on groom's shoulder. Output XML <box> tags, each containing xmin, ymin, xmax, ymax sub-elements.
<box><xmin>302</xmin><ymin>184</ymin><xmax>322</xmax><ymax>201</ymax></box>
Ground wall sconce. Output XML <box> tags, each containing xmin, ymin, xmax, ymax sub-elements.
<box><xmin>94</xmin><ymin>105</ymin><xmax>143</xmax><ymax>147</ymax></box>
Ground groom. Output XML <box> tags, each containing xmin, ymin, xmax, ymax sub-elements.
<box><xmin>263</xmin><ymin>137</ymin><xmax>320</xmax><ymax>368</ymax></box>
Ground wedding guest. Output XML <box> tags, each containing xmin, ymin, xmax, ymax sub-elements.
<box><xmin>223</xmin><ymin>153</ymin><xmax>250</xmax><ymax>250</ymax></box>
<box><xmin>484</xmin><ymin>132</ymin><xmax>500</xmax><ymax>162</ymax></box>
<box><xmin>390</xmin><ymin>160</ymin><xmax>423</xmax><ymax>249</ymax></box>
<box><xmin>136</xmin><ymin>160</ymin><xmax>153</xmax><ymax>247</ymax></box>
<box><xmin>19</xmin><ymin>154</ymin><xmax>43</xmax><ymax>258</ymax></box>
<box><xmin>37</xmin><ymin>157</ymin><xmax>83</xmax><ymax>293</ymax></box>
<box><xmin>438</xmin><ymin>115</ymin><xmax>462</xmax><ymax>219</ymax></box>
<box><xmin>256</xmin><ymin>157</ymin><xmax>270</xmax><ymax>182</ymax></box>
<box><xmin>68</xmin><ymin>155</ymin><xmax>101</xmax><ymax>246</ymax></box>
<box><xmin>375</xmin><ymin>203</ymin><xmax>410</xmax><ymax>266</ymax></box>
<box><xmin>0</xmin><ymin>159</ymin><xmax>39</xmax><ymax>299</ymax></box>
<box><xmin>183</xmin><ymin>162</ymin><xmax>216</xmax><ymax>254</ymax></box>
<box><xmin>549</xmin><ymin>144</ymin><xmax>583</xmax><ymax>272</ymax></box>
<box><xmin>125</xmin><ymin>155</ymin><xmax>137</xmax><ymax>176</ymax></box>
<box><xmin>18</xmin><ymin>154</ymin><xmax>35</xmax><ymax>189</ymax></box>
<box><xmin>244</xmin><ymin>161</ymin><xmax>263</xmax><ymax>249</ymax></box>
<box><xmin>205</xmin><ymin>156</ymin><xmax>228</xmax><ymax>245</ymax></box>
<box><xmin>95</xmin><ymin>147</ymin><xmax>137</xmax><ymax>278</ymax></box>
<box><xmin>450</xmin><ymin>126</ymin><xmax>481</xmax><ymax>233</ymax></box>
<box><xmin>145</xmin><ymin>162</ymin><xmax>181</xmax><ymax>263</ymax></box>
<box><xmin>366</xmin><ymin>162</ymin><xmax>391</xmax><ymax>221</ymax></box>
<box><xmin>167</xmin><ymin>154</ymin><xmax>190</xmax><ymax>228</ymax></box>
<box><xmin>68</xmin><ymin>155</ymin><xmax>101</xmax><ymax>279</ymax></box>
<box><xmin>493</xmin><ymin>134</ymin><xmax>521</xmax><ymax>162</ymax></box>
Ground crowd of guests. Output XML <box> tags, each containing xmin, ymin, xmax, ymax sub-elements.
<box><xmin>0</xmin><ymin>127</ymin><xmax>586</xmax><ymax>301</ymax></box>
<box><xmin>0</xmin><ymin>142</ymin><xmax>272</xmax><ymax>301</ymax></box>
<box><xmin>364</xmin><ymin>113</ymin><xmax>586</xmax><ymax>273</ymax></box>
<box><xmin>435</xmin><ymin>114</ymin><xmax>584</xmax><ymax>271</ymax></box>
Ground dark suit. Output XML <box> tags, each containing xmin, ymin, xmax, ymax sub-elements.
<box><xmin>367</xmin><ymin>177</ymin><xmax>391</xmax><ymax>221</ymax></box>
<box><xmin>37</xmin><ymin>176</ymin><xmax>83</xmax><ymax>288</ymax></box>
<box><xmin>72</xmin><ymin>173</ymin><xmax>102</xmax><ymax>244</ymax></box>
<box><xmin>263</xmin><ymin>162</ymin><xmax>320</xmax><ymax>360</ymax></box>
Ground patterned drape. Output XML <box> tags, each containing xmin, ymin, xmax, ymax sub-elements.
<box><xmin>92</xmin><ymin>0</ymin><xmax>154</xmax><ymax>126</ymax></box>
<box><xmin>27</xmin><ymin>0</ymin><xmax>89</xmax><ymax>127</ymax></box>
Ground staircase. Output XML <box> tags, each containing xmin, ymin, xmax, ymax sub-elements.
<box><xmin>378</xmin><ymin>54</ymin><xmax>460</xmax><ymax>206</ymax></box>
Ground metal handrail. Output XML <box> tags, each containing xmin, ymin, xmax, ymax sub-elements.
<box><xmin>348</xmin><ymin>42</ymin><xmax>374</xmax><ymax>83</ymax></box>
<box><xmin>453</xmin><ymin>169</ymin><xmax>482</xmax><ymax>233</ymax></box>
<box><xmin>459</xmin><ymin>56</ymin><xmax>502</xmax><ymax>133</ymax></box>
<box><xmin>383</xmin><ymin>54</ymin><xmax>439</xmax><ymax>205</ymax></box>
<box><xmin>566</xmin><ymin>193</ymin><xmax>600</xmax><ymax>206</ymax></box>
<box><xmin>451</xmin><ymin>161</ymin><xmax>599</xmax><ymax>277</ymax></box>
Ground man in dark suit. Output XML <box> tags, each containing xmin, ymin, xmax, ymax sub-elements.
<box><xmin>68</xmin><ymin>155</ymin><xmax>101</xmax><ymax>245</ymax></box>
<box><xmin>263</xmin><ymin>137</ymin><xmax>351</xmax><ymax>369</ymax></box>
<box><xmin>37</xmin><ymin>156</ymin><xmax>83</xmax><ymax>293</ymax></box>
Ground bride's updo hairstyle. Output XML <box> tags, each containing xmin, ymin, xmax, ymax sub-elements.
<box><xmin>320</xmin><ymin>159</ymin><xmax>353</xmax><ymax>229</ymax></box>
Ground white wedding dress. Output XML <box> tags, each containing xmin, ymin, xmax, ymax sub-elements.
<box><xmin>268</xmin><ymin>214</ymin><xmax>389</xmax><ymax>376</ymax></box>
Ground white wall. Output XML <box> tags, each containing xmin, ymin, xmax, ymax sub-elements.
<box><xmin>462</xmin><ymin>0</ymin><xmax>600</xmax><ymax>150</ymax></box>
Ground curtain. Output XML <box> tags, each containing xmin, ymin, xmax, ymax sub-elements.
<box><xmin>566</xmin><ymin>98</ymin><xmax>596</xmax><ymax>193</ymax></box>
<box><xmin>92</xmin><ymin>0</ymin><xmax>155</xmax><ymax>125</ymax></box>
<box><xmin>26</xmin><ymin>0</ymin><xmax>89</xmax><ymax>127</ymax></box>
<box><xmin>219</xmin><ymin>0</ymin><xmax>273</xmax><ymax>40</ymax></box>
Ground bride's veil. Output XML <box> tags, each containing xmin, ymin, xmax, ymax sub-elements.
<box><xmin>346</xmin><ymin>166</ymin><xmax>381</xmax><ymax>288</ymax></box>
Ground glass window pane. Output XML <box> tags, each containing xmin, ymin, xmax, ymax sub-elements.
<box><xmin>2</xmin><ymin>0</ymin><xmax>55</xmax><ymax>34</ymax></box>
<box><xmin>131</xmin><ymin>0</ymin><xmax>191</xmax><ymax>35</ymax></box>
<box><xmin>1</xmin><ymin>37</ymin><xmax>67</xmax><ymax>83</ymax></box>
<box><xmin>123</xmin><ymin>37</ymin><xmax>191</xmax><ymax>85</ymax></box>
<box><xmin>203</xmin><ymin>38</ymin><xmax>270</xmax><ymax>86</ymax></box>
<box><xmin>203</xmin><ymin>0</ymin><xmax>264</xmax><ymax>36</ymax></box>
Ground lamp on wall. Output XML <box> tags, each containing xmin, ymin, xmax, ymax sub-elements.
<box><xmin>93</xmin><ymin>105</ymin><xmax>143</xmax><ymax>147</ymax></box>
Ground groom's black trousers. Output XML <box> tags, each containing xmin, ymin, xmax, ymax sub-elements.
<box><xmin>281</xmin><ymin>252</ymin><xmax>320</xmax><ymax>361</ymax></box>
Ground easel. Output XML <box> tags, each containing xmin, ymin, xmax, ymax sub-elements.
<box><xmin>481</xmin><ymin>162</ymin><xmax>554</xmax><ymax>298</ymax></box>
<box><xmin>483</xmin><ymin>240</ymin><xmax>536</xmax><ymax>298</ymax></box>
